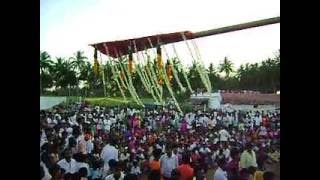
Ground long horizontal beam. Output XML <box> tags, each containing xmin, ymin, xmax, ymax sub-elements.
<box><xmin>193</xmin><ymin>16</ymin><xmax>280</xmax><ymax>39</ymax></box>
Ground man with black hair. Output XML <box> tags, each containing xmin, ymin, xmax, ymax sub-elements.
<box><xmin>57</xmin><ymin>148</ymin><xmax>77</xmax><ymax>174</ymax></box>
<box><xmin>77</xmin><ymin>167</ymin><xmax>89</xmax><ymax>180</ymax></box>
<box><xmin>226</xmin><ymin>149</ymin><xmax>240</xmax><ymax>180</ymax></box>
<box><xmin>105</xmin><ymin>161</ymin><xmax>125</xmax><ymax>180</ymax></box>
<box><xmin>177</xmin><ymin>154</ymin><xmax>194</xmax><ymax>180</ymax></box>
<box><xmin>101</xmin><ymin>138</ymin><xmax>119</xmax><ymax>175</ymax></box>
<box><xmin>148</xmin><ymin>148</ymin><xmax>161</xmax><ymax>180</ymax></box>
<box><xmin>75</xmin><ymin>153</ymin><xmax>90</xmax><ymax>177</ymax></box>
<box><xmin>240</xmin><ymin>143</ymin><xmax>257</xmax><ymax>169</ymax></box>
<box><xmin>48</xmin><ymin>164</ymin><xmax>64</xmax><ymax>180</ymax></box>
<box><xmin>160</xmin><ymin>145</ymin><xmax>178</xmax><ymax>180</ymax></box>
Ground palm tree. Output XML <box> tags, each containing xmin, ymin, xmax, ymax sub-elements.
<box><xmin>40</xmin><ymin>51</ymin><xmax>54</xmax><ymax>95</ymax></box>
<box><xmin>219</xmin><ymin>57</ymin><xmax>234</xmax><ymax>78</ymax></box>
<box><xmin>79</xmin><ymin>61</ymin><xmax>93</xmax><ymax>97</ymax></box>
<box><xmin>52</xmin><ymin>57</ymin><xmax>77</xmax><ymax>96</ymax></box>
<box><xmin>188</xmin><ymin>61</ymin><xmax>203</xmax><ymax>91</ymax></box>
<box><xmin>70</xmin><ymin>51</ymin><xmax>87</xmax><ymax>96</ymax></box>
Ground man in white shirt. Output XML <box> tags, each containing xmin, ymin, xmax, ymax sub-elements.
<box><xmin>75</xmin><ymin>153</ymin><xmax>91</xmax><ymax>177</ymax></box>
<box><xmin>219</xmin><ymin>128</ymin><xmax>231</xmax><ymax>142</ymax></box>
<box><xmin>101</xmin><ymin>139</ymin><xmax>119</xmax><ymax>174</ymax></box>
<box><xmin>57</xmin><ymin>149</ymin><xmax>78</xmax><ymax>174</ymax></box>
<box><xmin>222</xmin><ymin>145</ymin><xmax>231</xmax><ymax>162</ymax></box>
<box><xmin>84</xmin><ymin>134</ymin><xmax>94</xmax><ymax>154</ymax></box>
<box><xmin>104</xmin><ymin>161</ymin><xmax>125</xmax><ymax>180</ymax></box>
<box><xmin>160</xmin><ymin>146</ymin><xmax>178</xmax><ymax>179</ymax></box>
<box><xmin>213</xmin><ymin>158</ymin><xmax>228</xmax><ymax>180</ymax></box>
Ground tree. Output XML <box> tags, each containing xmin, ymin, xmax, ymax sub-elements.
<box><xmin>207</xmin><ymin>63</ymin><xmax>222</xmax><ymax>91</ymax></box>
<box><xmin>70</xmin><ymin>51</ymin><xmax>88</xmax><ymax>96</ymax></box>
<box><xmin>70</xmin><ymin>51</ymin><xmax>87</xmax><ymax>79</ymax></box>
<box><xmin>219</xmin><ymin>57</ymin><xmax>234</xmax><ymax>78</ymax></box>
<box><xmin>52</xmin><ymin>57</ymin><xmax>77</xmax><ymax>95</ymax></box>
<box><xmin>188</xmin><ymin>61</ymin><xmax>203</xmax><ymax>91</ymax></box>
<box><xmin>40</xmin><ymin>51</ymin><xmax>54</xmax><ymax>94</ymax></box>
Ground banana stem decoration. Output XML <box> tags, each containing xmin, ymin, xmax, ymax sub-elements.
<box><xmin>157</xmin><ymin>45</ymin><xmax>182</xmax><ymax>113</ymax></box>
<box><xmin>181</xmin><ymin>33</ymin><xmax>212</xmax><ymax>93</ymax></box>
<box><xmin>128</xmin><ymin>49</ymin><xmax>134</xmax><ymax>74</ymax></box>
<box><xmin>118</xmin><ymin>56</ymin><xmax>144</xmax><ymax>107</ymax></box>
<box><xmin>132</xmin><ymin>41</ymin><xmax>160</xmax><ymax>104</ymax></box>
<box><xmin>162</xmin><ymin>45</ymin><xmax>186</xmax><ymax>93</ymax></box>
<box><xmin>171</xmin><ymin>44</ymin><xmax>194</xmax><ymax>93</ymax></box>
<box><xmin>111</xmin><ymin>64</ymin><xmax>127</xmax><ymax>102</ymax></box>
<box><xmin>157</xmin><ymin>46</ymin><xmax>165</xmax><ymax>86</ymax></box>
<box><xmin>93</xmin><ymin>48</ymin><xmax>100</xmax><ymax>77</ymax></box>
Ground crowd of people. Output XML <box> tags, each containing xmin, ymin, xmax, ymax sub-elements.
<box><xmin>40</xmin><ymin>102</ymin><xmax>280</xmax><ymax>180</ymax></box>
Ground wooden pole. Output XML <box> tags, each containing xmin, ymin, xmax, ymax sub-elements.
<box><xmin>193</xmin><ymin>16</ymin><xmax>280</xmax><ymax>39</ymax></box>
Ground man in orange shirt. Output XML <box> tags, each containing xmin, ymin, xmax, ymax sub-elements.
<box><xmin>177</xmin><ymin>154</ymin><xmax>194</xmax><ymax>180</ymax></box>
<box><xmin>148</xmin><ymin>149</ymin><xmax>161</xmax><ymax>180</ymax></box>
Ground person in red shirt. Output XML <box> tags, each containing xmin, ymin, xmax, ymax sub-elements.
<box><xmin>177</xmin><ymin>154</ymin><xmax>194</xmax><ymax>180</ymax></box>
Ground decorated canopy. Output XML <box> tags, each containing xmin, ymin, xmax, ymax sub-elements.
<box><xmin>90</xmin><ymin>31</ymin><xmax>194</xmax><ymax>58</ymax></box>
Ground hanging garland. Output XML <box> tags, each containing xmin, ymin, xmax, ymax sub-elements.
<box><xmin>162</xmin><ymin>45</ymin><xmax>186</xmax><ymax>93</ymax></box>
<box><xmin>156</xmin><ymin>46</ymin><xmax>164</xmax><ymax>86</ymax></box>
<box><xmin>111</xmin><ymin>64</ymin><xmax>127</xmax><ymax>102</ymax></box>
<box><xmin>161</xmin><ymin>60</ymin><xmax>183</xmax><ymax>113</ymax></box>
<box><xmin>135</xmin><ymin>64</ymin><xmax>151</xmax><ymax>93</ymax></box>
<box><xmin>119</xmin><ymin>59</ymin><xmax>144</xmax><ymax>107</ymax></box>
<box><xmin>191</xmin><ymin>40</ymin><xmax>212</xmax><ymax>91</ymax></box>
<box><xmin>132</xmin><ymin>41</ymin><xmax>160</xmax><ymax>104</ymax></box>
<box><xmin>147</xmin><ymin>38</ymin><xmax>164</xmax><ymax>100</ymax></box>
<box><xmin>154</xmin><ymin>45</ymin><xmax>182</xmax><ymax>113</ymax></box>
<box><xmin>128</xmin><ymin>49</ymin><xmax>134</xmax><ymax>74</ymax></box>
<box><xmin>172</xmin><ymin>44</ymin><xmax>194</xmax><ymax>93</ymax></box>
<box><xmin>146</xmin><ymin>54</ymin><xmax>163</xmax><ymax>104</ymax></box>
<box><xmin>181</xmin><ymin>33</ymin><xmax>212</xmax><ymax>93</ymax></box>
<box><xmin>114</xmin><ymin>59</ymin><xmax>142</xmax><ymax>107</ymax></box>
<box><xmin>166</xmin><ymin>60</ymin><xmax>173</xmax><ymax>86</ymax></box>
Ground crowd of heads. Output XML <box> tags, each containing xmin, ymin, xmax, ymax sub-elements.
<box><xmin>40</xmin><ymin>102</ymin><xmax>280</xmax><ymax>180</ymax></box>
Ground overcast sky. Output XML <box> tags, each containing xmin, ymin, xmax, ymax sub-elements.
<box><xmin>40</xmin><ymin>0</ymin><xmax>280</xmax><ymax>68</ymax></box>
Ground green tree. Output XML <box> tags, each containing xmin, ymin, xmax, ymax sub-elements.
<box><xmin>40</xmin><ymin>51</ymin><xmax>54</xmax><ymax>94</ymax></box>
<box><xmin>52</xmin><ymin>57</ymin><xmax>77</xmax><ymax>96</ymax></box>
<box><xmin>219</xmin><ymin>57</ymin><xmax>234</xmax><ymax>78</ymax></box>
<box><xmin>70</xmin><ymin>51</ymin><xmax>88</xmax><ymax>96</ymax></box>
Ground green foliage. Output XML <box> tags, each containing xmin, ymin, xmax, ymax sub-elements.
<box><xmin>40</xmin><ymin>49</ymin><xmax>280</xmax><ymax>97</ymax></box>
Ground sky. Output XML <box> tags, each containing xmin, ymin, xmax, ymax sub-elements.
<box><xmin>40</xmin><ymin>0</ymin><xmax>280</xmax><ymax>68</ymax></box>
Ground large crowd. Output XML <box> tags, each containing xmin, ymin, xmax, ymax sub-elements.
<box><xmin>40</xmin><ymin>102</ymin><xmax>280</xmax><ymax>180</ymax></box>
